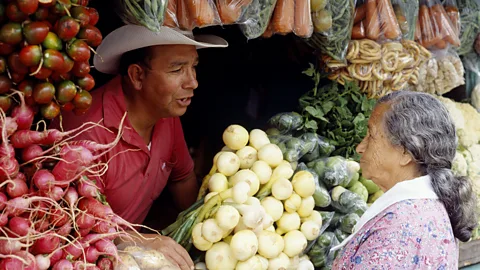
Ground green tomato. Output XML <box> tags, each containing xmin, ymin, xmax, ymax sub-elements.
<box><xmin>313</xmin><ymin>10</ymin><xmax>333</xmax><ymax>32</ymax></box>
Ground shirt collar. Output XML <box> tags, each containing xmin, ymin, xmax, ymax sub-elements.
<box><xmin>331</xmin><ymin>175</ymin><xmax>438</xmax><ymax>251</ymax></box>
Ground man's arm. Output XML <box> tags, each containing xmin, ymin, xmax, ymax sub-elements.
<box><xmin>168</xmin><ymin>170</ymin><xmax>199</xmax><ymax>210</ymax></box>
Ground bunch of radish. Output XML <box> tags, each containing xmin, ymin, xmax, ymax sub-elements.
<box><xmin>0</xmin><ymin>98</ymin><xmax>153</xmax><ymax>269</ymax></box>
<box><xmin>0</xmin><ymin>0</ymin><xmax>102</xmax><ymax>120</ymax></box>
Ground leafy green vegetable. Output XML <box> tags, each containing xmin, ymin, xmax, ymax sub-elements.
<box><xmin>456</xmin><ymin>0</ymin><xmax>480</xmax><ymax>56</ymax></box>
<box><xmin>239</xmin><ymin>0</ymin><xmax>278</xmax><ymax>39</ymax></box>
<box><xmin>268</xmin><ymin>112</ymin><xmax>304</xmax><ymax>135</ymax></box>
<box><xmin>300</xmin><ymin>64</ymin><xmax>377</xmax><ymax>161</ymax></box>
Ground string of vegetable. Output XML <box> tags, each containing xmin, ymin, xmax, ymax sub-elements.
<box><xmin>299</xmin><ymin>64</ymin><xmax>376</xmax><ymax>161</ymax></box>
<box><xmin>456</xmin><ymin>0</ymin><xmax>480</xmax><ymax>56</ymax></box>
<box><xmin>115</xmin><ymin>0</ymin><xmax>167</xmax><ymax>32</ymax></box>
<box><xmin>305</xmin><ymin>0</ymin><xmax>355</xmax><ymax>61</ymax></box>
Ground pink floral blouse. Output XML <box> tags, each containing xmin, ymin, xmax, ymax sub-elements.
<box><xmin>332</xmin><ymin>199</ymin><xmax>458</xmax><ymax>269</ymax></box>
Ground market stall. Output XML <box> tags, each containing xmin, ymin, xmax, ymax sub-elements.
<box><xmin>1</xmin><ymin>0</ymin><xmax>480</xmax><ymax>268</ymax></box>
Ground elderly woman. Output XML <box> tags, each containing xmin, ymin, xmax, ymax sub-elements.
<box><xmin>332</xmin><ymin>91</ymin><xmax>478</xmax><ymax>269</ymax></box>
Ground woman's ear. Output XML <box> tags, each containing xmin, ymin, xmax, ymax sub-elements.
<box><xmin>127</xmin><ymin>64</ymin><xmax>145</xmax><ymax>91</ymax></box>
<box><xmin>399</xmin><ymin>147</ymin><xmax>414</xmax><ymax>166</ymax></box>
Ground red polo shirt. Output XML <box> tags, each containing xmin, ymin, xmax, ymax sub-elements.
<box><xmin>51</xmin><ymin>76</ymin><xmax>194</xmax><ymax>224</ymax></box>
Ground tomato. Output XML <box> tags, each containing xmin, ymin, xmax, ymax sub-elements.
<box><xmin>0</xmin><ymin>56</ymin><xmax>5</xmax><ymax>73</ymax></box>
<box><xmin>42</xmin><ymin>32</ymin><xmax>62</xmax><ymax>50</ymax></box>
<box><xmin>23</xmin><ymin>21</ymin><xmax>50</xmax><ymax>45</ymax></box>
<box><xmin>61</xmin><ymin>101</ymin><xmax>74</xmax><ymax>111</ymax></box>
<box><xmin>8</xmin><ymin>52</ymin><xmax>28</xmax><ymax>74</ymax></box>
<box><xmin>77</xmin><ymin>25</ymin><xmax>102</xmax><ymax>47</ymax></box>
<box><xmin>19</xmin><ymin>45</ymin><xmax>42</xmax><ymax>67</ymax></box>
<box><xmin>51</xmin><ymin>0</ymin><xmax>71</xmax><ymax>15</ymax></box>
<box><xmin>17</xmin><ymin>0</ymin><xmax>39</xmax><ymax>15</ymax></box>
<box><xmin>71</xmin><ymin>6</ymin><xmax>90</xmax><ymax>27</ymax></box>
<box><xmin>6</xmin><ymin>2</ymin><xmax>27</xmax><ymax>22</ymax></box>
<box><xmin>71</xmin><ymin>0</ymin><xmax>89</xmax><ymax>6</ymax></box>
<box><xmin>0</xmin><ymin>23</ymin><xmax>23</xmax><ymax>45</ymax></box>
<box><xmin>29</xmin><ymin>65</ymin><xmax>52</xmax><ymax>79</ymax></box>
<box><xmin>19</xmin><ymin>80</ymin><xmax>35</xmax><ymax>99</ymax></box>
<box><xmin>67</xmin><ymin>39</ymin><xmax>90</xmax><ymax>62</ymax></box>
<box><xmin>86</xmin><ymin>7</ymin><xmax>99</xmax><ymax>26</ymax></box>
<box><xmin>43</xmin><ymin>49</ymin><xmax>64</xmax><ymax>71</ymax></box>
<box><xmin>73</xmin><ymin>89</ymin><xmax>91</xmax><ymax>110</ymax></box>
<box><xmin>11</xmin><ymin>72</ymin><xmax>25</xmax><ymax>84</ymax></box>
<box><xmin>0</xmin><ymin>75</ymin><xmax>12</xmax><ymax>94</ymax></box>
<box><xmin>39</xmin><ymin>0</ymin><xmax>56</xmax><ymax>7</ymax></box>
<box><xmin>55</xmin><ymin>16</ymin><xmax>80</xmax><ymax>41</ymax></box>
<box><xmin>76</xmin><ymin>74</ymin><xmax>95</xmax><ymax>91</ymax></box>
<box><xmin>55</xmin><ymin>80</ymin><xmax>77</xmax><ymax>104</ymax></box>
<box><xmin>0</xmin><ymin>42</ymin><xmax>14</xmax><ymax>55</ymax></box>
<box><xmin>34</xmin><ymin>7</ymin><xmax>49</xmax><ymax>20</ymax></box>
<box><xmin>71</xmin><ymin>61</ymin><xmax>90</xmax><ymax>77</ymax></box>
<box><xmin>0</xmin><ymin>95</ymin><xmax>12</xmax><ymax>112</ymax></box>
<box><xmin>56</xmin><ymin>52</ymin><xmax>73</xmax><ymax>74</ymax></box>
<box><xmin>40</xmin><ymin>101</ymin><xmax>60</xmax><ymax>119</ymax></box>
<box><xmin>33</xmin><ymin>82</ymin><xmax>55</xmax><ymax>104</ymax></box>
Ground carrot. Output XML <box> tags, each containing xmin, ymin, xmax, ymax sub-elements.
<box><xmin>163</xmin><ymin>0</ymin><xmax>178</xmax><ymax>27</ymax></box>
<box><xmin>376</xmin><ymin>0</ymin><xmax>401</xmax><ymax>39</ymax></box>
<box><xmin>445</xmin><ymin>5</ymin><xmax>459</xmax><ymax>34</ymax></box>
<box><xmin>419</xmin><ymin>4</ymin><xmax>440</xmax><ymax>48</ymax></box>
<box><xmin>293</xmin><ymin>0</ymin><xmax>313</xmax><ymax>37</ymax></box>
<box><xmin>415</xmin><ymin>17</ymin><xmax>421</xmax><ymax>41</ymax></box>
<box><xmin>217</xmin><ymin>0</ymin><xmax>243</xmax><ymax>24</ymax></box>
<box><xmin>365</xmin><ymin>0</ymin><xmax>381</xmax><ymax>40</ymax></box>
<box><xmin>354</xmin><ymin>4</ymin><xmax>366</xmax><ymax>24</ymax></box>
<box><xmin>262</xmin><ymin>19</ymin><xmax>274</xmax><ymax>38</ymax></box>
<box><xmin>431</xmin><ymin>4</ymin><xmax>460</xmax><ymax>46</ymax></box>
<box><xmin>187</xmin><ymin>0</ymin><xmax>215</xmax><ymax>26</ymax></box>
<box><xmin>177</xmin><ymin>0</ymin><xmax>195</xmax><ymax>30</ymax></box>
<box><xmin>435</xmin><ymin>39</ymin><xmax>448</xmax><ymax>49</ymax></box>
<box><xmin>352</xmin><ymin>21</ymin><xmax>366</xmax><ymax>39</ymax></box>
<box><xmin>272</xmin><ymin>0</ymin><xmax>295</xmax><ymax>35</ymax></box>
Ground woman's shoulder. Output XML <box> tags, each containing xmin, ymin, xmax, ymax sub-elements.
<box><xmin>380</xmin><ymin>198</ymin><xmax>449</xmax><ymax>221</ymax></box>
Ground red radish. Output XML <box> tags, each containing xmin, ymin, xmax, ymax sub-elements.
<box><xmin>85</xmin><ymin>246</ymin><xmax>101</xmax><ymax>263</ymax></box>
<box><xmin>0</xmin><ymin>240</ymin><xmax>23</xmax><ymax>254</ymax></box>
<box><xmin>14</xmin><ymin>251</ymin><xmax>37</xmax><ymax>270</ymax></box>
<box><xmin>4</xmin><ymin>197</ymin><xmax>30</xmax><ymax>216</ymax></box>
<box><xmin>10</xmin><ymin>91</ymin><xmax>35</xmax><ymax>130</ymax></box>
<box><xmin>10</xmin><ymin>130</ymin><xmax>48</xmax><ymax>148</ymax></box>
<box><xmin>33</xmin><ymin>169</ymin><xmax>56</xmax><ymax>190</ymax></box>
<box><xmin>49</xmin><ymin>248</ymin><xmax>63</xmax><ymax>266</ymax></box>
<box><xmin>76</xmin><ymin>227</ymin><xmax>91</xmax><ymax>237</ymax></box>
<box><xmin>78</xmin><ymin>177</ymin><xmax>99</xmax><ymax>198</ymax></box>
<box><xmin>92</xmin><ymin>221</ymin><xmax>111</xmax><ymax>234</ymax></box>
<box><xmin>0</xmin><ymin>117</ymin><xmax>18</xmax><ymax>137</ymax></box>
<box><xmin>64</xmin><ymin>242</ymin><xmax>83</xmax><ymax>260</ymax></box>
<box><xmin>0</xmin><ymin>213</ymin><xmax>8</xmax><ymax>227</ymax></box>
<box><xmin>40</xmin><ymin>186</ymin><xmax>64</xmax><ymax>201</ymax></box>
<box><xmin>64</xmin><ymin>187</ymin><xmax>78</xmax><ymax>206</ymax></box>
<box><xmin>56</xmin><ymin>221</ymin><xmax>72</xmax><ymax>236</ymax></box>
<box><xmin>34</xmin><ymin>218</ymin><xmax>49</xmax><ymax>232</ymax></box>
<box><xmin>53</xmin><ymin>259</ymin><xmax>73</xmax><ymax>270</ymax></box>
<box><xmin>97</xmin><ymin>258</ymin><xmax>113</xmax><ymax>270</ymax></box>
<box><xmin>0</xmin><ymin>144</ymin><xmax>14</xmax><ymax>161</ymax></box>
<box><xmin>31</xmin><ymin>234</ymin><xmax>60</xmax><ymax>255</ymax></box>
<box><xmin>35</xmin><ymin>254</ymin><xmax>50</xmax><ymax>270</ymax></box>
<box><xmin>78</xmin><ymin>198</ymin><xmax>112</xmax><ymax>219</ymax></box>
<box><xmin>76</xmin><ymin>212</ymin><xmax>95</xmax><ymax>229</ymax></box>
<box><xmin>22</xmin><ymin>144</ymin><xmax>44</xmax><ymax>162</ymax></box>
<box><xmin>0</xmin><ymin>257</ymin><xmax>24</xmax><ymax>270</ymax></box>
<box><xmin>0</xmin><ymin>192</ymin><xmax>7</xmax><ymax>211</ymax></box>
<box><xmin>94</xmin><ymin>239</ymin><xmax>116</xmax><ymax>255</ymax></box>
<box><xmin>8</xmin><ymin>216</ymin><xmax>32</xmax><ymax>236</ymax></box>
<box><xmin>6</xmin><ymin>178</ymin><xmax>29</xmax><ymax>198</ymax></box>
<box><xmin>0</xmin><ymin>156</ymin><xmax>19</xmax><ymax>182</ymax></box>
<box><xmin>49</xmin><ymin>208</ymin><xmax>68</xmax><ymax>227</ymax></box>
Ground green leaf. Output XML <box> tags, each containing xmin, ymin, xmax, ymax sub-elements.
<box><xmin>353</xmin><ymin>113</ymin><xmax>366</xmax><ymax>125</ymax></box>
<box><xmin>322</xmin><ymin>101</ymin><xmax>335</xmax><ymax>115</ymax></box>
<box><xmin>351</xmin><ymin>94</ymin><xmax>360</xmax><ymax>103</ymax></box>
<box><xmin>302</xmin><ymin>63</ymin><xmax>316</xmax><ymax>77</ymax></box>
<box><xmin>339</xmin><ymin>97</ymin><xmax>348</xmax><ymax>107</ymax></box>
<box><xmin>304</xmin><ymin>120</ymin><xmax>318</xmax><ymax>130</ymax></box>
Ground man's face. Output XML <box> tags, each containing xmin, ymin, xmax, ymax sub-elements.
<box><xmin>141</xmin><ymin>45</ymin><xmax>199</xmax><ymax>118</ymax></box>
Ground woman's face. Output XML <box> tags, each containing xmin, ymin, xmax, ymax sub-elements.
<box><xmin>356</xmin><ymin>104</ymin><xmax>409</xmax><ymax>191</ymax></box>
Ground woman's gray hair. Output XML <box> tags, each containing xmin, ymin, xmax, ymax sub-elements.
<box><xmin>378</xmin><ymin>91</ymin><xmax>477</xmax><ymax>242</ymax></box>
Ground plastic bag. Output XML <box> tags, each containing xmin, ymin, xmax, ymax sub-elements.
<box><xmin>259</xmin><ymin>0</ymin><xmax>313</xmax><ymax>39</ymax></box>
<box><xmin>267</xmin><ymin>112</ymin><xmax>304</xmax><ymax>135</ymax></box>
<box><xmin>239</xmin><ymin>0</ymin><xmax>278</xmax><ymax>39</ymax></box>
<box><xmin>393</xmin><ymin>0</ymin><xmax>419</xmax><ymax>40</ymax></box>
<box><xmin>299</xmin><ymin>133</ymin><xmax>336</xmax><ymax>162</ymax></box>
<box><xmin>169</xmin><ymin>0</ymin><xmax>222</xmax><ymax>30</ymax></box>
<box><xmin>456</xmin><ymin>0</ymin><xmax>480</xmax><ymax>56</ymax></box>
<box><xmin>463</xmin><ymin>52</ymin><xmax>480</xmax><ymax>97</ymax></box>
<box><xmin>331</xmin><ymin>186</ymin><xmax>368</xmax><ymax>215</ymax></box>
<box><xmin>416</xmin><ymin>0</ymin><xmax>461</xmax><ymax>50</ymax></box>
<box><xmin>297</xmin><ymin>162</ymin><xmax>332</xmax><ymax>207</ymax></box>
<box><xmin>338</xmin><ymin>212</ymin><xmax>360</xmax><ymax>233</ymax></box>
<box><xmin>269</xmin><ymin>135</ymin><xmax>315</xmax><ymax>162</ymax></box>
<box><xmin>306</xmin><ymin>0</ymin><xmax>356</xmax><ymax>61</ymax></box>
<box><xmin>216</xmin><ymin>0</ymin><xmax>252</xmax><ymax>24</ymax></box>
<box><xmin>115</xmin><ymin>244</ymin><xmax>177</xmax><ymax>270</ymax></box>
<box><xmin>115</xmin><ymin>0</ymin><xmax>168</xmax><ymax>32</ymax></box>
<box><xmin>308</xmin><ymin>232</ymin><xmax>340</xmax><ymax>268</ymax></box>
<box><xmin>351</xmin><ymin>0</ymin><xmax>403</xmax><ymax>42</ymax></box>
<box><xmin>306</xmin><ymin>156</ymin><xmax>358</xmax><ymax>188</ymax></box>
<box><xmin>303</xmin><ymin>211</ymin><xmax>335</xmax><ymax>254</ymax></box>
<box><xmin>443</xmin><ymin>0</ymin><xmax>461</xmax><ymax>34</ymax></box>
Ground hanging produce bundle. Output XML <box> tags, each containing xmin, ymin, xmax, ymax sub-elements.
<box><xmin>163</xmin><ymin>125</ymin><xmax>324</xmax><ymax>269</ymax></box>
<box><xmin>414</xmin><ymin>0</ymin><xmax>461</xmax><ymax>50</ymax></box>
<box><xmin>414</xmin><ymin>49</ymin><xmax>464</xmax><ymax>95</ymax></box>
<box><xmin>114</xmin><ymin>0</ymin><xmax>168</xmax><ymax>31</ymax></box>
<box><xmin>324</xmin><ymin>39</ymin><xmax>431</xmax><ymax>98</ymax></box>
<box><xmin>0</xmin><ymin>108</ymin><xmax>171</xmax><ymax>269</ymax></box>
<box><xmin>0</xmin><ymin>0</ymin><xmax>101</xmax><ymax>120</ymax></box>
<box><xmin>456</xmin><ymin>0</ymin><xmax>480</xmax><ymax>56</ymax></box>
<box><xmin>261</xmin><ymin>0</ymin><xmax>313</xmax><ymax>38</ymax></box>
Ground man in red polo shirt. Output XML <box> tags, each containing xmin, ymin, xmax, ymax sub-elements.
<box><xmin>51</xmin><ymin>25</ymin><xmax>227</xmax><ymax>269</ymax></box>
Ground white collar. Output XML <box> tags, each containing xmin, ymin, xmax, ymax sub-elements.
<box><xmin>331</xmin><ymin>175</ymin><xmax>438</xmax><ymax>251</ymax></box>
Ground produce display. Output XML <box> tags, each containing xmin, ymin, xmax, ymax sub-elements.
<box><xmin>457</xmin><ymin>0</ymin><xmax>480</xmax><ymax>56</ymax></box>
<box><xmin>324</xmin><ymin>39</ymin><xmax>431</xmax><ymax>97</ymax></box>
<box><xmin>0</xmin><ymin>0</ymin><xmax>101</xmax><ymax>120</ymax></box>
<box><xmin>414</xmin><ymin>50</ymin><xmax>465</xmax><ymax>95</ymax></box>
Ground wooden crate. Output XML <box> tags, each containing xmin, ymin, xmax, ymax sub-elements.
<box><xmin>460</xmin><ymin>239</ymin><xmax>480</xmax><ymax>268</ymax></box>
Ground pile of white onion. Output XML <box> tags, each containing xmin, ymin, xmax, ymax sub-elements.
<box><xmin>192</xmin><ymin>125</ymin><xmax>322</xmax><ymax>270</ymax></box>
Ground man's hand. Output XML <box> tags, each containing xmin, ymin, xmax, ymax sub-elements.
<box><xmin>142</xmin><ymin>235</ymin><xmax>194</xmax><ymax>270</ymax></box>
